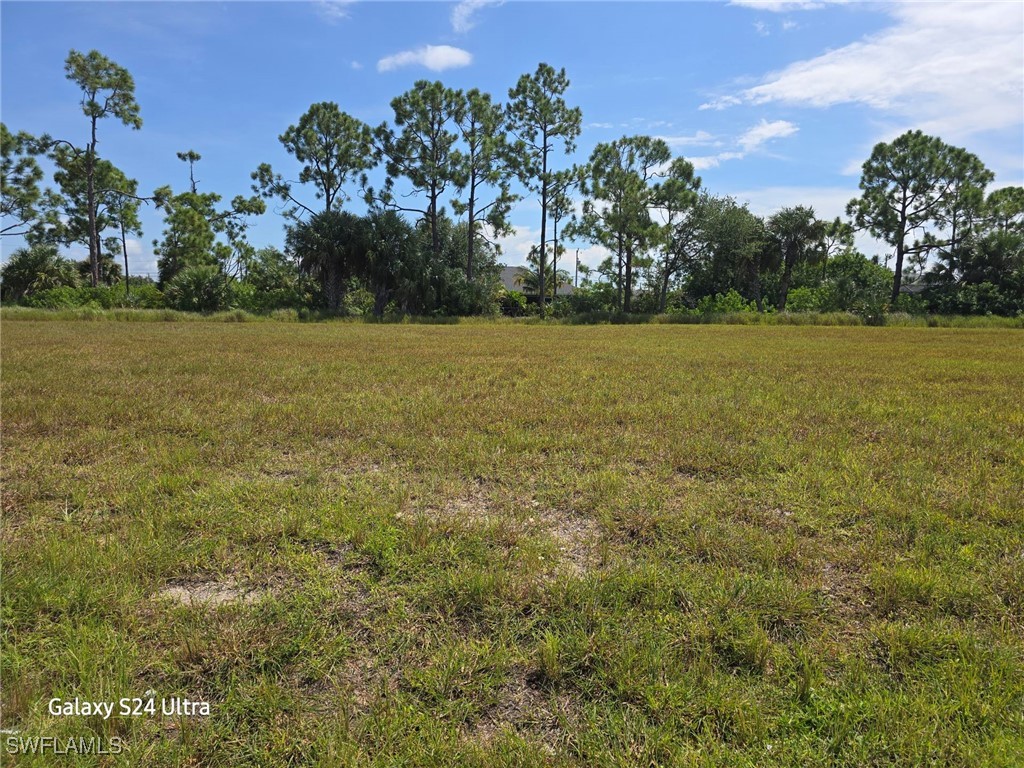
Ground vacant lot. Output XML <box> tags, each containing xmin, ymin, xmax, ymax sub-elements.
<box><xmin>2</xmin><ymin>322</ymin><xmax>1023</xmax><ymax>766</ymax></box>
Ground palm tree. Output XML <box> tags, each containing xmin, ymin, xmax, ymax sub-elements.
<box><xmin>0</xmin><ymin>245</ymin><xmax>79</xmax><ymax>302</ymax></box>
<box><xmin>519</xmin><ymin>246</ymin><xmax>572</xmax><ymax>299</ymax></box>
<box><xmin>287</xmin><ymin>210</ymin><xmax>367</xmax><ymax>312</ymax></box>
<box><xmin>767</xmin><ymin>206</ymin><xmax>827</xmax><ymax>311</ymax></box>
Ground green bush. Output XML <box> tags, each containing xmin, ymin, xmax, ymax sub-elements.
<box><xmin>124</xmin><ymin>282</ymin><xmax>165</xmax><ymax>308</ymax></box>
<box><xmin>891</xmin><ymin>293</ymin><xmax>929</xmax><ymax>315</ymax></box>
<box><xmin>1</xmin><ymin>245</ymin><xmax>80</xmax><ymax>302</ymax></box>
<box><xmin>20</xmin><ymin>283</ymin><xmax>164</xmax><ymax>310</ymax></box>
<box><xmin>164</xmin><ymin>265</ymin><xmax>230</xmax><ymax>313</ymax></box>
<box><xmin>567</xmin><ymin>283</ymin><xmax>616</xmax><ymax>313</ymax></box>
<box><xmin>784</xmin><ymin>287</ymin><xmax>822</xmax><ymax>313</ymax></box>
<box><xmin>497</xmin><ymin>289</ymin><xmax>527</xmax><ymax>317</ymax></box>
<box><xmin>696</xmin><ymin>289</ymin><xmax>756</xmax><ymax>314</ymax></box>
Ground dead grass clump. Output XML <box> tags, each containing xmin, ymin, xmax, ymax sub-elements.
<box><xmin>157</xmin><ymin>578</ymin><xmax>269</xmax><ymax>606</ymax></box>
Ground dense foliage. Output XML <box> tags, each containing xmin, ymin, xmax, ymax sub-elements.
<box><xmin>2</xmin><ymin>49</ymin><xmax>1021</xmax><ymax>317</ymax></box>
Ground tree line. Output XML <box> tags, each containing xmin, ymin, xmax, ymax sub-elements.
<box><xmin>2</xmin><ymin>49</ymin><xmax>1022</xmax><ymax>318</ymax></box>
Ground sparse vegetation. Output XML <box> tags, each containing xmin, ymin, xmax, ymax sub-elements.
<box><xmin>3</xmin><ymin>321</ymin><xmax>1022</xmax><ymax>765</ymax></box>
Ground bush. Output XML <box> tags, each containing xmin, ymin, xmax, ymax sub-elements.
<box><xmin>124</xmin><ymin>282</ymin><xmax>165</xmax><ymax>309</ymax></box>
<box><xmin>20</xmin><ymin>283</ymin><xmax>165</xmax><ymax>310</ymax></box>
<box><xmin>696</xmin><ymin>289</ymin><xmax>756</xmax><ymax>315</ymax></box>
<box><xmin>784</xmin><ymin>287</ymin><xmax>822</xmax><ymax>313</ymax></box>
<box><xmin>1</xmin><ymin>245</ymin><xmax>80</xmax><ymax>302</ymax></box>
<box><xmin>497</xmin><ymin>289</ymin><xmax>527</xmax><ymax>317</ymax></box>
<box><xmin>566</xmin><ymin>283</ymin><xmax>616</xmax><ymax>313</ymax></box>
<box><xmin>164</xmin><ymin>265</ymin><xmax>230</xmax><ymax>313</ymax></box>
<box><xmin>891</xmin><ymin>293</ymin><xmax>929</xmax><ymax>315</ymax></box>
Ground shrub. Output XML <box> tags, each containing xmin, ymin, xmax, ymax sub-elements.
<box><xmin>696</xmin><ymin>289</ymin><xmax>756</xmax><ymax>315</ymax></box>
<box><xmin>567</xmin><ymin>283</ymin><xmax>616</xmax><ymax>313</ymax></box>
<box><xmin>164</xmin><ymin>265</ymin><xmax>230</xmax><ymax>313</ymax></box>
<box><xmin>1</xmin><ymin>245</ymin><xmax>79</xmax><ymax>302</ymax></box>
<box><xmin>497</xmin><ymin>289</ymin><xmax>527</xmax><ymax>317</ymax></box>
<box><xmin>784</xmin><ymin>287</ymin><xmax>822</xmax><ymax>313</ymax></box>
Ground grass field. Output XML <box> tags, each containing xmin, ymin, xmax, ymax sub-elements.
<box><xmin>2</xmin><ymin>321</ymin><xmax>1023</xmax><ymax>766</ymax></box>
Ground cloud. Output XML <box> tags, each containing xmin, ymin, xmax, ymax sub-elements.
<box><xmin>705</xmin><ymin>2</ymin><xmax>1024</xmax><ymax>140</ymax></box>
<box><xmin>737</xmin><ymin>119</ymin><xmax>798</xmax><ymax>152</ymax></box>
<box><xmin>451</xmin><ymin>0</ymin><xmax>502</xmax><ymax>34</ymax></box>
<box><xmin>587</xmin><ymin>122</ymin><xmax>614</xmax><ymax>129</ymax></box>
<box><xmin>699</xmin><ymin>95</ymin><xmax>741</xmax><ymax>111</ymax></box>
<box><xmin>655</xmin><ymin>130</ymin><xmax>719</xmax><ymax>148</ymax></box>
<box><xmin>683</xmin><ymin>120</ymin><xmax>797</xmax><ymax>169</ymax></box>
<box><xmin>53</xmin><ymin>237</ymin><xmax>159</xmax><ymax>278</ymax></box>
<box><xmin>494</xmin><ymin>224</ymin><xmax>610</xmax><ymax>272</ymax></box>
<box><xmin>314</xmin><ymin>0</ymin><xmax>356</xmax><ymax>23</ymax></box>
<box><xmin>689</xmin><ymin>152</ymin><xmax>745</xmax><ymax>171</ymax></box>
<box><xmin>729</xmin><ymin>0</ymin><xmax>843</xmax><ymax>11</ymax></box>
<box><xmin>377</xmin><ymin>45</ymin><xmax>473</xmax><ymax>73</ymax></box>
<box><xmin>123</xmin><ymin>238</ymin><xmax>160</xmax><ymax>277</ymax></box>
<box><xmin>754</xmin><ymin>21</ymin><xmax>770</xmax><ymax>36</ymax></box>
<box><xmin>350</xmin><ymin>60</ymin><xmax>363</xmax><ymax>70</ymax></box>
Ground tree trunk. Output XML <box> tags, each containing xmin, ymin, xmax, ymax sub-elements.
<box><xmin>373</xmin><ymin>287</ymin><xmax>388</xmax><ymax>317</ymax></box>
<box><xmin>777</xmin><ymin>257</ymin><xmax>794</xmax><ymax>311</ymax></box>
<box><xmin>430</xmin><ymin>182</ymin><xmax>440</xmax><ymax>264</ymax></box>
<box><xmin>552</xmin><ymin>215</ymin><xmax>559</xmax><ymax>301</ymax></box>
<box><xmin>623</xmin><ymin>243</ymin><xmax>633</xmax><ymax>313</ymax></box>
<box><xmin>87</xmin><ymin>115</ymin><xmax>99</xmax><ymax>288</ymax></box>
<box><xmin>466</xmin><ymin>171</ymin><xmax>476</xmax><ymax>282</ymax></box>
<box><xmin>326</xmin><ymin>262</ymin><xmax>340</xmax><ymax>313</ymax></box>
<box><xmin>659</xmin><ymin>257</ymin><xmax>671</xmax><ymax>313</ymax></box>
<box><xmin>891</xmin><ymin>205</ymin><xmax>908</xmax><ymax>304</ymax></box>
<box><xmin>615</xmin><ymin>233</ymin><xmax>623</xmax><ymax>312</ymax></box>
<box><xmin>538</xmin><ymin>134</ymin><xmax>548</xmax><ymax>317</ymax></box>
<box><xmin>751</xmin><ymin>261</ymin><xmax>764</xmax><ymax>312</ymax></box>
<box><xmin>120</xmin><ymin>215</ymin><xmax>130</xmax><ymax>300</ymax></box>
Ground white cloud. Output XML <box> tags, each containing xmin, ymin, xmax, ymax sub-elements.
<box><xmin>707</xmin><ymin>2</ymin><xmax>1024</xmax><ymax>140</ymax></box>
<box><xmin>350</xmin><ymin>60</ymin><xmax>363</xmax><ymax>70</ymax></box>
<box><xmin>451</xmin><ymin>0</ymin><xmax>502</xmax><ymax>34</ymax></box>
<box><xmin>56</xmin><ymin>237</ymin><xmax>159</xmax><ymax>278</ymax></box>
<box><xmin>689</xmin><ymin>152</ymin><xmax>745</xmax><ymax>171</ymax></box>
<box><xmin>782</xmin><ymin>20</ymin><xmax>798</xmax><ymax>30</ymax></box>
<box><xmin>737</xmin><ymin>119</ymin><xmax>798</xmax><ymax>152</ymax></box>
<box><xmin>494</xmin><ymin>224</ymin><xmax>610</xmax><ymax>272</ymax></box>
<box><xmin>682</xmin><ymin>120</ymin><xmax>797</xmax><ymax>169</ymax></box>
<box><xmin>754</xmin><ymin>20</ymin><xmax>770</xmax><ymax>36</ymax></box>
<box><xmin>655</xmin><ymin>130</ymin><xmax>719</xmax><ymax>148</ymax></box>
<box><xmin>699</xmin><ymin>95</ymin><xmax>741</xmax><ymax>111</ymax></box>
<box><xmin>729</xmin><ymin>0</ymin><xmax>843</xmax><ymax>11</ymax></box>
<box><xmin>587</xmin><ymin>122</ymin><xmax>614</xmax><ymax>129</ymax></box>
<box><xmin>314</xmin><ymin>0</ymin><xmax>356</xmax><ymax>23</ymax></box>
<box><xmin>377</xmin><ymin>45</ymin><xmax>473</xmax><ymax>73</ymax></box>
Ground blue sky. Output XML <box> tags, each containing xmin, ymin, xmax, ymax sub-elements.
<box><xmin>2</xmin><ymin>0</ymin><xmax>1022</xmax><ymax>275</ymax></box>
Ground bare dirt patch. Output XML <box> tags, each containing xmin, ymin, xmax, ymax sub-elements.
<box><xmin>415</xmin><ymin>489</ymin><xmax>603</xmax><ymax>576</ymax></box>
<box><xmin>464</xmin><ymin>667</ymin><xmax>572</xmax><ymax>754</ymax></box>
<box><xmin>157</xmin><ymin>578</ymin><xmax>269</xmax><ymax>606</ymax></box>
<box><xmin>532</xmin><ymin>508</ymin><xmax>603</xmax><ymax>577</ymax></box>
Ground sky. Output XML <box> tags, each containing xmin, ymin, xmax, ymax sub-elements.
<box><xmin>2</xmin><ymin>0</ymin><xmax>1022</xmax><ymax>276</ymax></box>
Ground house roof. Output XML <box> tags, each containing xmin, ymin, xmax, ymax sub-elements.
<box><xmin>499</xmin><ymin>266</ymin><xmax>574</xmax><ymax>296</ymax></box>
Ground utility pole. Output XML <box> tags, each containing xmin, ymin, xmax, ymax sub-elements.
<box><xmin>575</xmin><ymin>248</ymin><xmax>580</xmax><ymax>287</ymax></box>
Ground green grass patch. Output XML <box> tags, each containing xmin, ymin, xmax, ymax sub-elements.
<box><xmin>2</xmin><ymin>322</ymin><xmax>1022</xmax><ymax>765</ymax></box>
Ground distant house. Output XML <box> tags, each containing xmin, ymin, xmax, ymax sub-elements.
<box><xmin>499</xmin><ymin>266</ymin><xmax>574</xmax><ymax>298</ymax></box>
<box><xmin>899</xmin><ymin>277</ymin><xmax>939</xmax><ymax>296</ymax></box>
